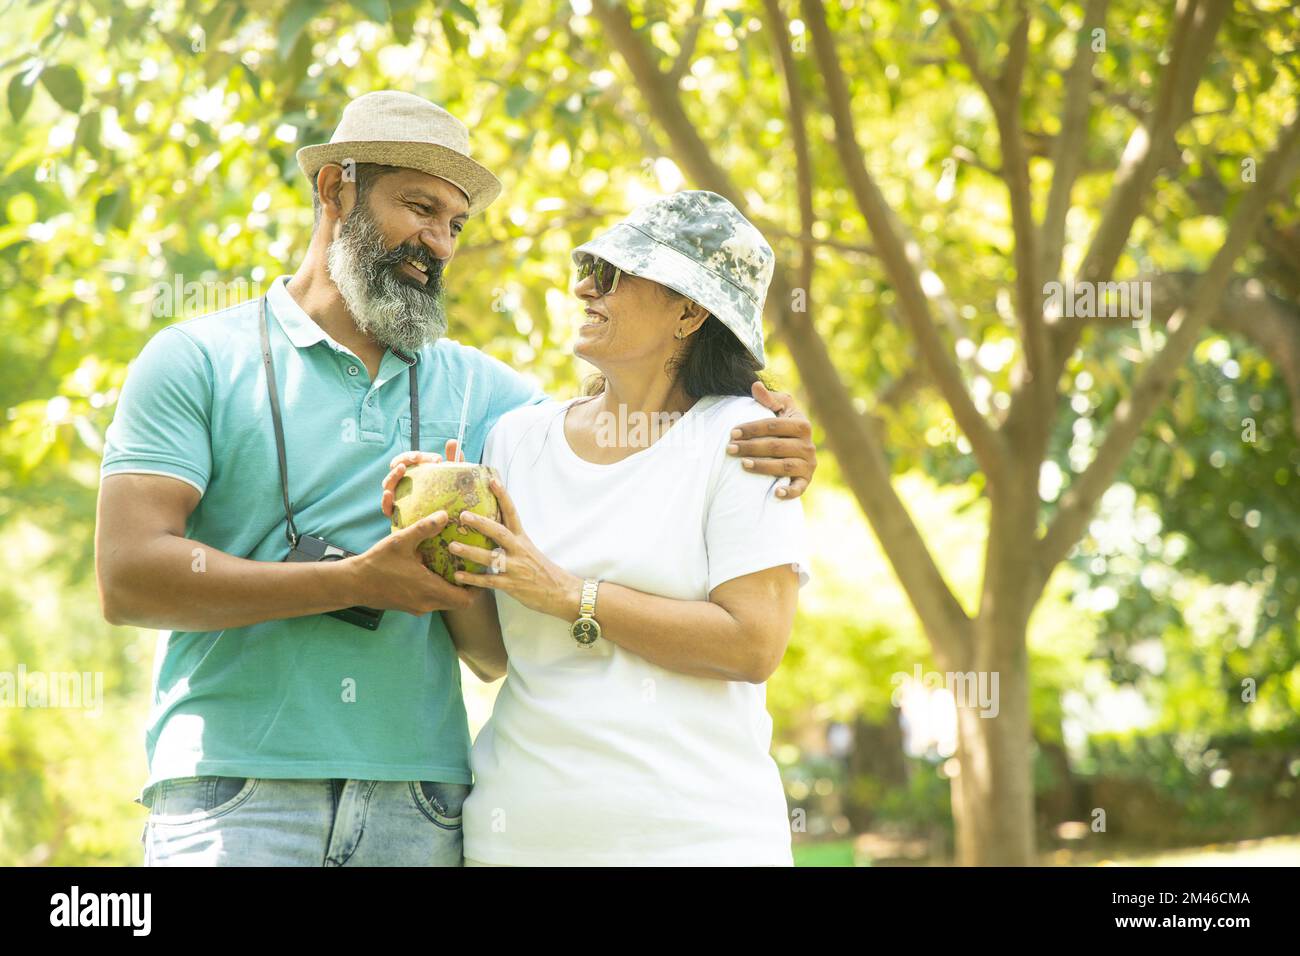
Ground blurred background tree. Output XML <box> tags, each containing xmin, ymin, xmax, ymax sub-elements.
<box><xmin>1</xmin><ymin>0</ymin><xmax>1297</xmax><ymax>865</ymax></box>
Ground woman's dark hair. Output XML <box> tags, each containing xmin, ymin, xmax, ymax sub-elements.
<box><xmin>583</xmin><ymin>283</ymin><xmax>768</xmax><ymax>398</ymax></box>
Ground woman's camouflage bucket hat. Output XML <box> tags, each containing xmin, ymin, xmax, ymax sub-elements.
<box><xmin>572</xmin><ymin>190</ymin><xmax>775</xmax><ymax>368</ymax></box>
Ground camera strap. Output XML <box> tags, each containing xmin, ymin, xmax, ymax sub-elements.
<box><xmin>259</xmin><ymin>295</ymin><xmax>419</xmax><ymax>548</ymax></box>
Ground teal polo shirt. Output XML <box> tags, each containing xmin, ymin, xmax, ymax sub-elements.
<box><xmin>102</xmin><ymin>275</ymin><xmax>548</xmax><ymax>799</ymax></box>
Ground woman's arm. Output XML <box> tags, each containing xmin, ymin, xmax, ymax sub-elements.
<box><xmin>442</xmin><ymin>587</ymin><xmax>508</xmax><ymax>682</ymax></box>
<box><xmin>568</xmin><ymin>567</ymin><xmax>798</xmax><ymax>683</ymax></box>
<box><xmin>451</xmin><ymin>479</ymin><xmax>799</xmax><ymax>684</ymax></box>
<box><xmin>379</xmin><ymin>443</ymin><xmax>508</xmax><ymax>683</ymax></box>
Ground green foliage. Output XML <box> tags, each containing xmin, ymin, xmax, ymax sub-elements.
<box><xmin>2</xmin><ymin>0</ymin><xmax>1297</xmax><ymax>863</ymax></box>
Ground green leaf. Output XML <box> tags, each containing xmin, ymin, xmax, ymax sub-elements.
<box><xmin>352</xmin><ymin>0</ymin><xmax>388</xmax><ymax>22</ymax></box>
<box><xmin>391</xmin><ymin>8</ymin><xmax>415</xmax><ymax>44</ymax></box>
<box><xmin>107</xmin><ymin>15</ymin><xmax>131</xmax><ymax>49</ymax></box>
<box><xmin>94</xmin><ymin>189</ymin><xmax>125</xmax><ymax>233</ymax></box>
<box><xmin>40</xmin><ymin>65</ymin><xmax>83</xmax><ymax>113</ymax></box>
<box><xmin>446</xmin><ymin>0</ymin><xmax>479</xmax><ymax>28</ymax></box>
<box><xmin>74</xmin><ymin>110</ymin><xmax>101</xmax><ymax>158</ymax></box>
<box><xmin>504</xmin><ymin>85</ymin><xmax>538</xmax><ymax>119</ymax></box>
<box><xmin>921</xmin><ymin>11</ymin><xmax>946</xmax><ymax>43</ymax></box>
<box><xmin>113</xmin><ymin>187</ymin><xmax>134</xmax><ymax>231</ymax></box>
<box><xmin>1112</xmin><ymin>43</ymin><xmax>1130</xmax><ymax>73</ymax></box>
<box><xmin>202</xmin><ymin>52</ymin><xmax>237</xmax><ymax>86</ymax></box>
<box><xmin>278</xmin><ymin>0</ymin><xmax>319</xmax><ymax>62</ymax></box>
<box><xmin>7</xmin><ymin>71</ymin><xmax>36</xmax><ymax>123</ymax></box>
<box><xmin>1038</xmin><ymin>1</ymin><xmax>1063</xmax><ymax>32</ymax></box>
<box><xmin>241</xmin><ymin>62</ymin><xmax>262</xmax><ymax>100</ymax></box>
<box><xmin>200</xmin><ymin>3</ymin><xmax>239</xmax><ymax>47</ymax></box>
<box><xmin>441</xmin><ymin>11</ymin><xmax>462</xmax><ymax>53</ymax></box>
<box><xmin>285</xmin><ymin>32</ymin><xmax>314</xmax><ymax>89</ymax></box>
<box><xmin>973</xmin><ymin>15</ymin><xmax>999</xmax><ymax>60</ymax></box>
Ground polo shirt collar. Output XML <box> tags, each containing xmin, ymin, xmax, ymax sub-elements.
<box><xmin>267</xmin><ymin>275</ymin><xmax>330</xmax><ymax>349</ymax></box>
<box><xmin>265</xmin><ymin>275</ymin><xmax>422</xmax><ymax>367</ymax></box>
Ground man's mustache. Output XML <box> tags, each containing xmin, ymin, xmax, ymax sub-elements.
<box><xmin>370</xmin><ymin>241</ymin><xmax>445</xmax><ymax>292</ymax></box>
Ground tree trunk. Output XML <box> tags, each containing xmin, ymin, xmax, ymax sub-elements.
<box><xmin>945</xmin><ymin>491</ymin><xmax>1039</xmax><ymax>866</ymax></box>
<box><xmin>948</xmin><ymin>609</ymin><xmax>1036</xmax><ymax>865</ymax></box>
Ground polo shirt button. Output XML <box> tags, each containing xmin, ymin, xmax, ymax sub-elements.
<box><xmin>347</xmin><ymin>365</ymin><xmax>359</xmax><ymax>376</ymax></box>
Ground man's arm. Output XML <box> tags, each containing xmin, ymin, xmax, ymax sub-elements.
<box><xmin>95</xmin><ymin>473</ymin><xmax>473</xmax><ymax>631</ymax></box>
<box><xmin>442</xmin><ymin>587</ymin><xmax>507</xmax><ymax>682</ymax></box>
<box><xmin>727</xmin><ymin>381</ymin><xmax>818</xmax><ymax>498</ymax></box>
<box><xmin>468</xmin><ymin>343</ymin><xmax>814</xmax><ymax>496</ymax></box>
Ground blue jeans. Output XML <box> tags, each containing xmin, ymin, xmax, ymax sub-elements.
<box><xmin>140</xmin><ymin>777</ymin><xmax>470</xmax><ymax>866</ymax></box>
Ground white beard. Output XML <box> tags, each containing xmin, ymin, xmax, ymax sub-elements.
<box><xmin>326</xmin><ymin>205</ymin><xmax>447</xmax><ymax>354</ymax></box>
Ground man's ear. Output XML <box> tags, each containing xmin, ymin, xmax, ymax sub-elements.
<box><xmin>315</xmin><ymin>164</ymin><xmax>354</xmax><ymax>228</ymax></box>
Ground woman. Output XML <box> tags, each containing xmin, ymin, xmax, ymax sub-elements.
<box><xmin>384</xmin><ymin>191</ymin><xmax>809</xmax><ymax>865</ymax></box>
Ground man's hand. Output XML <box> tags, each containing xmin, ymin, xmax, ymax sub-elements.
<box><xmin>346</xmin><ymin>511</ymin><xmax>475</xmax><ymax>614</ymax></box>
<box><xmin>380</xmin><ymin>439</ymin><xmax>460</xmax><ymax>518</ymax></box>
<box><xmin>727</xmin><ymin>381</ymin><xmax>818</xmax><ymax>498</ymax></box>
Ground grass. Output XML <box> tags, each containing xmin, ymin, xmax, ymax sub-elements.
<box><xmin>793</xmin><ymin>833</ymin><xmax>1300</xmax><ymax>867</ymax></box>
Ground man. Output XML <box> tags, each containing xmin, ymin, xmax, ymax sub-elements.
<box><xmin>95</xmin><ymin>90</ymin><xmax>818</xmax><ymax>866</ymax></box>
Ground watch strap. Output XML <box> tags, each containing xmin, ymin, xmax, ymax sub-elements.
<box><xmin>579</xmin><ymin>578</ymin><xmax>600</xmax><ymax>619</ymax></box>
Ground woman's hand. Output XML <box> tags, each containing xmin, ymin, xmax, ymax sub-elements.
<box><xmin>449</xmin><ymin>477</ymin><xmax>583</xmax><ymax>622</ymax></box>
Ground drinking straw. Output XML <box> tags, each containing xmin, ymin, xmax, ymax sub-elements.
<box><xmin>454</xmin><ymin>370</ymin><xmax>474</xmax><ymax>462</ymax></box>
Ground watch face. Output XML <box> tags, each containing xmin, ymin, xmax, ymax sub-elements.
<box><xmin>571</xmin><ymin>619</ymin><xmax>600</xmax><ymax>646</ymax></box>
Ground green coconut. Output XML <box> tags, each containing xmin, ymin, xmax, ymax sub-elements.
<box><xmin>390</xmin><ymin>462</ymin><xmax>502</xmax><ymax>584</ymax></box>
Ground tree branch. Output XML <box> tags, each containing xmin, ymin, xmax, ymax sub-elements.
<box><xmin>993</xmin><ymin>2</ymin><xmax>1045</xmax><ymax>403</ymax></box>
<box><xmin>802</xmin><ymin>0</ymin><xmax>1008</xmax><ymax>487</ymax></box>
<box><xmin>994</xmin><ymin>2</ymin><xmax>1050</xmax><ymax>399</ymax></box>
<box><xmin>1041</xmin><ymin>0</ymin><xmax>1112</xmax><ymax>284</ymax></box>
<box><xmin>1048</xmin><ymin>0</ymin><xmax>1230</xmax><ymax>372</ymax></box>
<box><xmin>1037</xmin><ymin>110</ymin><xmax>1300</xmax><ymax>578</ymax></box>
<box><xmin>587</xmin><ymin>2</ymin><xmax>735</xmax><ymax>198</ymax></box>
<box><xmin>950</xmin><ymin>144</ymin><xmax>1001</xmax><ymax>178</ymax></box>
<box><xmin>768</xmin><ymin>270</ymin><xmax>974</xmax><ymax>656</ymax></box>
<box><xmin>666</xmin><ymin>0</ymin><xmax>707</xmax><ymax>86</ymax></box>
<box><xmin>933</xmin><ymin>0</ymin><xmax>1000</xmax><ymax>107</ymax></box>
<box><xmin>760</xmin><ymin>0</ymin><xmax>815</xmax><ymax>304</ymax></box>
<box><xmin>1080</xmin><ymin>271</ymin><xmax>1300</xmax><ymax>440</ymax></box>
<box><xmin>937</xmin><ymin>0</ymin><xmax>1051</xmax><ymax>428</ymax></box>
<box><xmin>766</xmin><ymin>230</ymin><xmax>875</xmax><ymax>258</ymax></box>
<box><xmin>589</xmin><ymin>0</ymin><xmax>974</xmax><ymax>654</ymax></box>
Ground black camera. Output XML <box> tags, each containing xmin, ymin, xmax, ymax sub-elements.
<box><xmin>285</xmin><ymin>534</ymin><xmax>385</xmax><ymax>631</ymax></box>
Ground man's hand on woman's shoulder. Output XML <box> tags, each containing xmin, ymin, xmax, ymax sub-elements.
<box><xmin>724</xmin><ymin>381</ymin><xmax>817</xmax><ymax>499</ymax></box>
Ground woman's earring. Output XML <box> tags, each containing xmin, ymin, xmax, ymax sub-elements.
<box><xmin>674</xmin><ymin>328</ymin><xmax>685</xmax><ymax>340</ymax></box>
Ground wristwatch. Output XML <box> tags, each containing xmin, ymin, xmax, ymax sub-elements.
<box><xmin>570</xmin><ymin>579</ymin><xmax>602</xmax><ymax>647</ymax></box>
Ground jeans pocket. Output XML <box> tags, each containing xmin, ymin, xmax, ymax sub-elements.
<box><xmin>412</xmin><ymin>780</ymin><xmax>470</xmax><ymax>830</ymax></box>
<box><xmin>150</xmin><ymin>776</ymin><xmax>257</xmax><ymax>826</ymax></box>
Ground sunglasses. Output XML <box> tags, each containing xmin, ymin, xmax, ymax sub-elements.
<box><xmin>575</xmin><ymin>255</ymin><xmax>622</xmax><ymax>297</ymax></box>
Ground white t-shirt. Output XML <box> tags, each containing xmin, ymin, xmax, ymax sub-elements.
<box><xmin>461</xmin><ymin>393</ymin><xmax>810</xmax><ymax>866</ymax></box>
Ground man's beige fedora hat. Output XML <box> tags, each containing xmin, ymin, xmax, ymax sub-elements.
<box><xmin>296</xmin><ymin>90</ymin><xmax>502</xmax><ymax>216</ymax></box>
